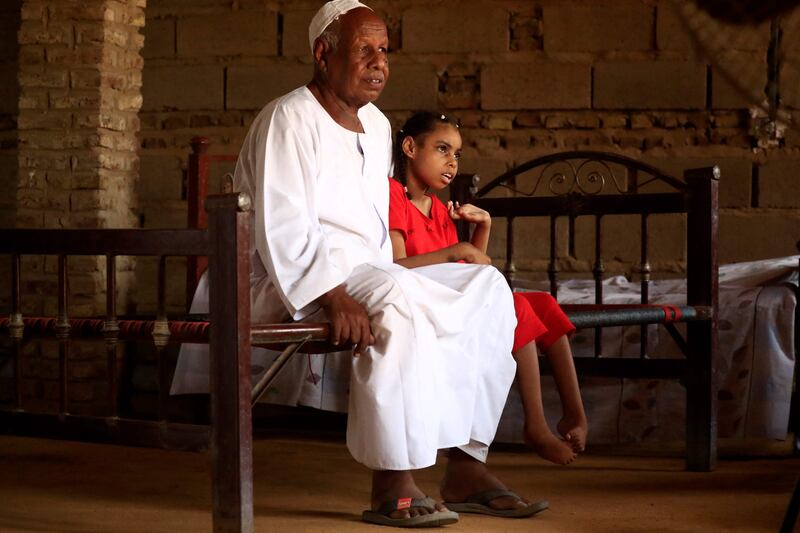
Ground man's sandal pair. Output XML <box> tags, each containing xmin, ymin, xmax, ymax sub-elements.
<box><xmin>362</xmin><ymin>490</ymin><xmax>548</xmax><ymax>527</ymax></box>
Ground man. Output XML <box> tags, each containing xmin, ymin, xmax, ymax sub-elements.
<box><xmin>232</xmin><ymin>0</ymin><xmax>546</xmax><ymax>526</ymax></box>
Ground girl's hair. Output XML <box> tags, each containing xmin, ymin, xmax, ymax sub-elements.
<box><xmin>393</xmin><ymin>112</ymin><xmax>459</xmax><ymax>190</ymax></box>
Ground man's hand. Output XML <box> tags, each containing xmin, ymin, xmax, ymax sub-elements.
<box><xmin>448</xmin><ymin>242</ymin><xmax>492</xmax><ymax>265</ymax></box>
<box><xmin>318</xmin><ymin>285</ymin><xmax>375</xmax><ymax>355</ymax></box>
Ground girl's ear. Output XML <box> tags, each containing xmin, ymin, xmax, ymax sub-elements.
<box><xmin>401</xmin><ymin>136</ymin><xmax>416</xmax><ymax>159</ymax></box>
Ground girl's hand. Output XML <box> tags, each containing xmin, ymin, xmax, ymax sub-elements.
<box><xmin>450</xmin><ymin>242</ymin><xmax>492</xmax><ymax>265</ymax></box>
<box><xmin>447</xmin><ymin>201</ymin><xmax>491</xmax><ymax>225</ymax></box>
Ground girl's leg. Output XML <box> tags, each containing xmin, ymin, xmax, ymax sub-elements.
<box><xmin>542</xmin><ymin>335</ymin><xmax>588</xmax><ymax>452</ymax></box>
<box><xmin>514</xmin><ymin>341</ymin><xmax>576</xmax><ymax>465</ymax></box>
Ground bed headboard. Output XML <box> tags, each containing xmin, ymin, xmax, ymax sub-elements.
<box><xmin>451</xmin><ymin>151</ymin><xmax>718</xmax><ymax>303</ymax></box>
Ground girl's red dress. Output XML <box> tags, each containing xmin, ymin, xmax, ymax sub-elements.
<box><xmin>388</xmin><ymin>177</ymin><xmax>574</xmax><ymax>352</ymax></box>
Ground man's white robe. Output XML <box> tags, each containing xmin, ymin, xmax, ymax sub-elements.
<box><xmin>173</xmin><ymin>86</ymin><xmax>517</xmax><ymax>470</ymax></box>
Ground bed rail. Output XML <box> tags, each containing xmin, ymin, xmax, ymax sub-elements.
<box><xmin>0</xmin><ymin>194</ymin><xmax>258</xmax><ymax>532</ymax></box>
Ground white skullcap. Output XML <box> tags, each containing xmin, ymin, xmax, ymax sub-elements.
<box><xmin>308</xmin><ymin>0</ymin><xmax>372</xmax><ymax>53</ymax></box>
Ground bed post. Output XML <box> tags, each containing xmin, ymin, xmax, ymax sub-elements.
<box><xmin>684</xmin><ymin>165</ymin><xmax>720</xmax><ymax>472</ymax></box>
<box><xmin>207</xmin><ymin>192</ymin><xmax>254</xmax><ymax>532</ymax></box>
<box><xmin>188</xmin><ymin>137</ymin><xmax>211</xmax><ymax>310</ymax></box>
<box><xmin>451</xmin><ymin>174</ymin><xmax>480</xmax><ymax>242</ymax></box>
<box><xmin>791</xmin><ymin>242</ymin><xmax>800</xmax><ymax>455</ymax></box>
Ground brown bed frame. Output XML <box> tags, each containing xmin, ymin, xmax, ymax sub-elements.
<box><xmin>1</xmin><ymin>140</ymin><xmax>722</xmax><ymax>532</ymax></box>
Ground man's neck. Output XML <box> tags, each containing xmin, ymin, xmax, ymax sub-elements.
<box><xmin>307</xmin><ymin>80</ymin><xmax>364</xmax><ymax>133</ymax></box>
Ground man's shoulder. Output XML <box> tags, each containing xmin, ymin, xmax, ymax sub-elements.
<box><xmin>246</xmin><ymin>86</ymin><xmax>322</xmax><ymax>138</ymax></box>
<box><xmin>261</xmin><ymin>86</ymin><xmax>315</xmax><ymax>121</ymax></box>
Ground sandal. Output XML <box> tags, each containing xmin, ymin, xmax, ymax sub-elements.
<box><xmin>444</xmin><ymin>489</ymin><xmax>548</xmax><ymax>518</ymax></box>
<box><xmin>362</xmin><ymin>496</ymin><xmax>459</xmax><ymax>528</ymax></box>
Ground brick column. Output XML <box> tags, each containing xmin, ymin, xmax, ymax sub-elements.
<box><xmin>17</xmin><ymin>0</ymin><xmax>145</xmax><ymax>317</ymax></box>
<box><xmin>14</xmin><ymin>0</ymin><xmax>145</xmax><ymax>414</ymax></box>
<box><xmin>0</xmin><ymin>1</ymin><xmax>21</xmax><ymax>325</ymax></box>
<box><xmin>0</xmin><ymin>1</ymin><xmax>21</xmax><ymax>230</ymax></box>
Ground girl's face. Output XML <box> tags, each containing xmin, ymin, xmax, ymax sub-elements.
<box><xmin>403</xmin><ymin>123</ymin><xmax>462</xmax><ymax>191</ymax></box>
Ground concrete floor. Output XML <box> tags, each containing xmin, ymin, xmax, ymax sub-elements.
<box><xmin>0</xmin><ymin>434</ymin><xmax>798</xmax><ymax>532</ymax></box>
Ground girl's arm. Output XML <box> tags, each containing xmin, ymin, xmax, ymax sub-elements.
<box><xmin>470</xmin><ymin>219</ymin><xmax>491</xmax><ymax>254</ymax></box>
<box><xmin>390</xmin><ymin>230</ymin><xmax>491</xmax><ymax>268</ymax></box>
<box><xmin>448</xmin><ymin>202</ymin><xmax>492</xmax><ymax>254</ymax></box>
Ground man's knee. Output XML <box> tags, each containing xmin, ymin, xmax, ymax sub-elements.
<box><xmin>345</xmin><ymin>264</ymin><xmax>413</xmax><ymax>315</ymax></box>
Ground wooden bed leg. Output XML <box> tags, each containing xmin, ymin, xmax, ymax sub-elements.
<box><xmin>685</xmin><ymin>320</ymin><xmax>716</xmax><ymax>471</ymax></box>
<box><xmin>685</xmin><ymin>166</ymin><xmax>720</xmax><ymax>472</ymax></box>
<box><xmin>207</xmin><ymin>193</ymin><xmax>254</xmax><ymax>533</ymax></box>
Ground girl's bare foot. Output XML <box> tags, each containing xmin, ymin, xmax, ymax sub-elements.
<box><xmin>524</xmin><ymin>424</ymin><xmax>576</xmax><ymax>465</ymax></box>
<box><xmin>557</xmin><ymin>415</ymin><xmax>588</xmax><ymax>453</ymax></box>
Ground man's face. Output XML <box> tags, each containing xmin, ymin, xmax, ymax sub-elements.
<box><xmin>325</xmin><ymin>9</ymin><xmax>389</xmax><ymax>108</ymax></box>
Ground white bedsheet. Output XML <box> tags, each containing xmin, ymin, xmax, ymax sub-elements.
<box><xmin>496</xmin><ymin>255</ymin><xmax>798</xmax><ymax>444</ymax></box>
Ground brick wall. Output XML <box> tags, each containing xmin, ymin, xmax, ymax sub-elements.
<box><xmin>9</xmin><ymin>0</ymin><xmax>146</xmax><ymax>413</ymax></box>
<box><xmin>15</xmin><ymin>0</ymin><xmax>144</xmax><ymax>318</ymax></box>
<box><xmin>17</xmin><ymin>0</ymin><xmax>144</xmax><ymax>232</ymax></box>
<box><xmin>0</xmin><ymin>0</ymin><xmax>21</xmax><ymax>408</ymax></box>
<box><xmin>136</xmin><ymin>0</ymin><xmax>800</xmax><ymax>286</ymax></box>
<box><xmin>3</xmin><ymin>0</ymin><xmax>799</xmax><ymax>315</ymax></box>
<box><xmin>0</xmin><ymin>1</ymin><xmax>21</xmax><ymax>319</ymax></box>
<box><xmin>0</xmin><ymin>1</ymin><xmax>20</xmax><ymax>229</ymax></box>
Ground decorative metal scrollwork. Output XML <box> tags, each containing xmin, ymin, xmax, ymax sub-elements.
<box><xmin>505</xmin><ymin>158</ymin><xmax>628</xmax><ymax>197</ymax></box>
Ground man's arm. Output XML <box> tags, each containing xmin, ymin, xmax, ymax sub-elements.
<box><xmin>252</xmin><ymin>104</ymin><xmax>376</xmax><ymax>351</ymax></box>
<box><xmin>253</xmin><ymin>105</ymin><xmax>349</xmax><ymax>319</ymax></box>
<box><xmin>317</xmin><ymin>285</ymin><xmax>374</xmax><ymax>355</ymax></box>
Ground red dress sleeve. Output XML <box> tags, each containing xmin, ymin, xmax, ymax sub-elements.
<box><xmin>388</xmin><ymin>178</ymin><xmax>409</xmax><ymax>241</ymax></box>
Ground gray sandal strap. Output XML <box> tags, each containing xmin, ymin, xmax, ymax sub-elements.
<box><xmin>464</xmin><ymin>489</ymin><xmax>520</xmax><ymax>505</ymax></box>
<box><xmin>374</xmin><ymin>496</ymin><xmax>438</xmax><ymax>516</ymax></box>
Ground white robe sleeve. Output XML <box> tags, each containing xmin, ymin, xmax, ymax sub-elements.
<box><xmin>255</xmin><ymin>106</ymin><xmax>349</xmax><ymax>320</ymax></box>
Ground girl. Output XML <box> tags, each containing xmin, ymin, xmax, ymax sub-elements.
<box><xmin>389</xmin><ymin>112</ymin><xmax>588</xmax><ymax>465</ymax></box>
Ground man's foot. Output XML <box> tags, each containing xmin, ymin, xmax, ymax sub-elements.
<box><xmin>524</xmin><ymin>424</ymin><xmax>577</xmax><ymax>465</ymax></box>
<box><xmin>362</xmin><ymin>497</ymin><xmax>459</xmax><ymax>527</ymax></box>
<box><xmin>557</xmin><ymin>415</ymin><xmax>588</xmax><ymax>453</ymax></box>
<box><xmin>440</xmin><ymin>448</ymin><xmax>539</xmax><ymax>513</ymax></box>
<box><xmin>371</xmin><ymin>470</ymin><xmax>451</xmax><ymax>520</ymax></box>
<box><xmin>444</xmin><ymin>489</ymin><xmax>548</xmax><ymax>518</ymax></box>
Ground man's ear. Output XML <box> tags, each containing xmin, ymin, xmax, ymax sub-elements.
<box><xmin>401</xmin><ymin>136</ymin><xmax>416</xmax><ymax>159</ymax></box>
<box><xmin>313</xmin><ymin>39</ymin><xmax>327</xmax><ymax>71</ymax></box>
